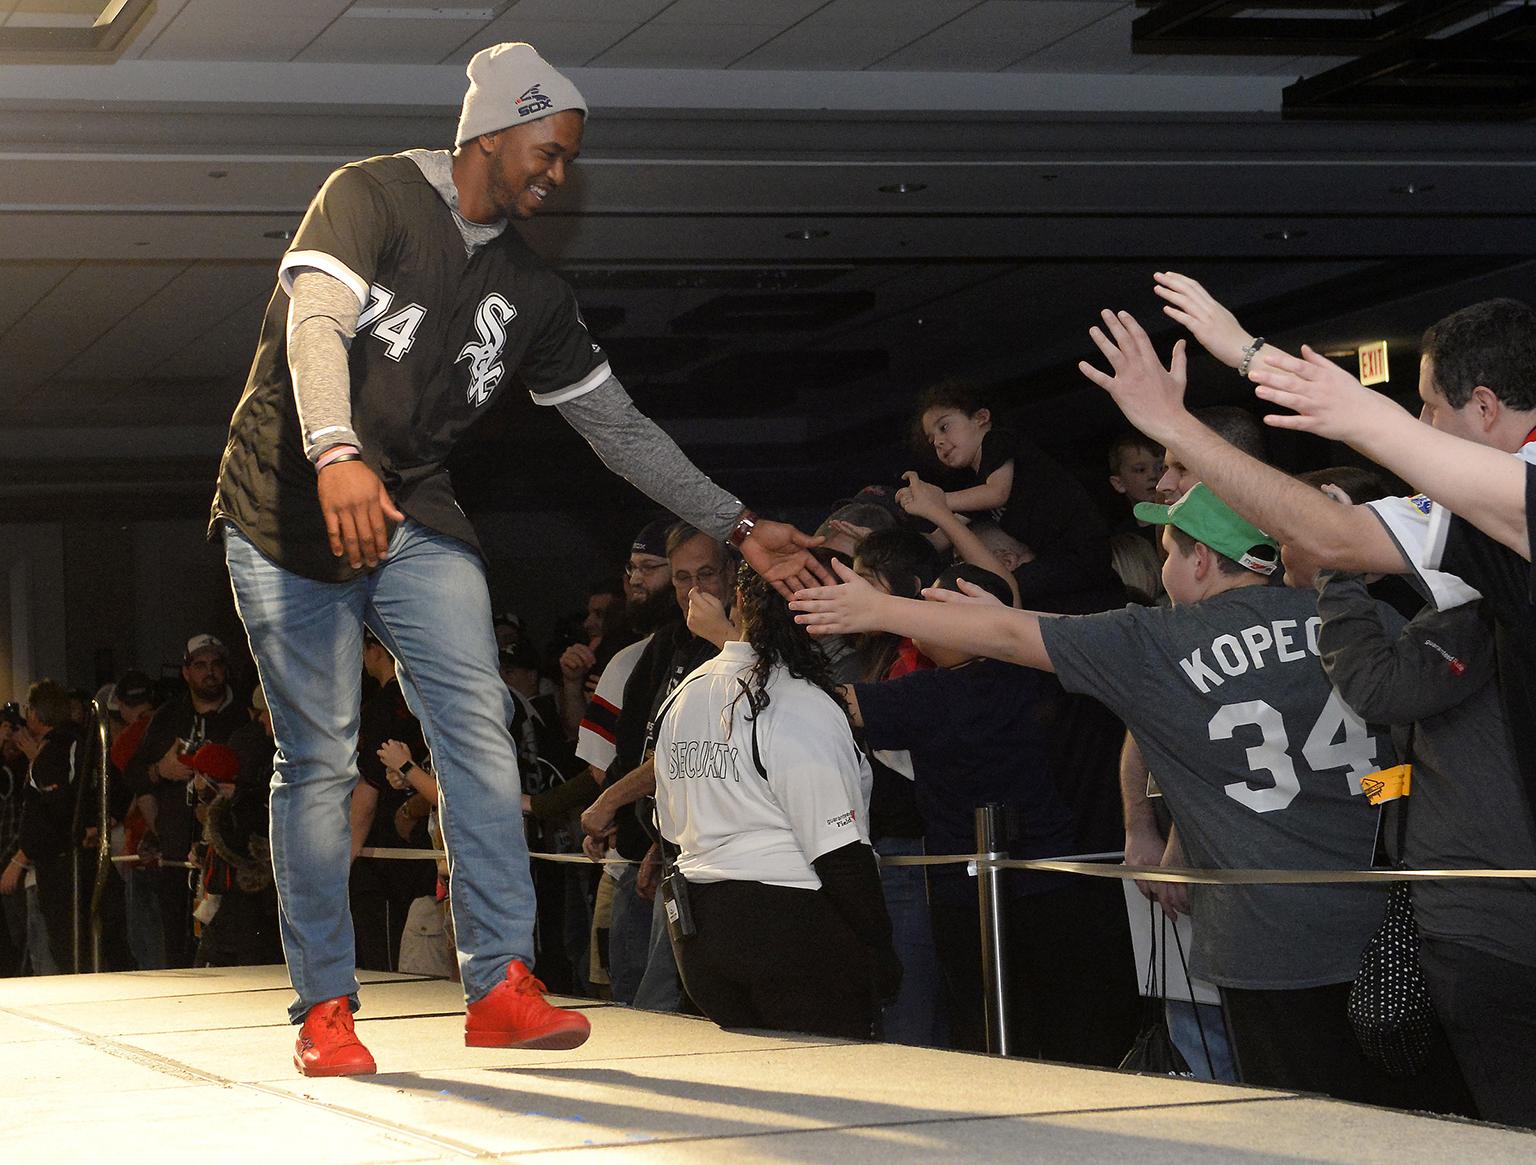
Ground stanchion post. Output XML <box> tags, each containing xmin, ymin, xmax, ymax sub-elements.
<box><xmin>90</xmin><ymin>697</ymin><xmax>112</xmax><ymax>972</ymax></box>
<box><xmin>975</xmin><ymin>802</ymin><xmax>1010</xmax><ymax>1056</ymax></box>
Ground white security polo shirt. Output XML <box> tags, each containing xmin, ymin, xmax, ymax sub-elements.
<box><xmin>654</xmin><ymin>641</ymin><xmax>872</xmax><ymax>890</ymax></box>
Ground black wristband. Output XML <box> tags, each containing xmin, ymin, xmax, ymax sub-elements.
<box><xmin>320</xmin><ymin>452</ymin><xmax>363</xmax><ymax>469</ymax></box>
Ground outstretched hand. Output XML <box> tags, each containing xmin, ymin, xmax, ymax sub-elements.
<box><xmin>1078</xmin><ymin>309</ymin><xmax>1189</xmax><ymax>444</ymax></box>
<box><xmin>317</xmin><ymin>460</ymin><xmax>405</xmax><ymax>569</ymax></box>
<box><xmin>739</xmin><ymin>518</ymin><xmax>833</xmax><ymax>598</ymax></box>
<box><xmin>789</xmin><ymin>558</ymin><xmax>885</xmax><ymax>637</ymax></box>
<box><xmin>1152</xmin><ymin>271</ymin><xmax>1254</xmax><ymax>370</ymax></box>
<box><xmin>1248</xmin><ymin>344</ymin><xmax>1408</xmax><ymax>441</ymax></box>
<box><xmin>919</xmin><ymin>578</ymin><xmax>1005</xmax><ymax>608</ymax></box>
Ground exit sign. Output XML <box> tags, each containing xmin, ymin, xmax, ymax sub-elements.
<box><xmin>1358</xmin><ymin>341</ymin><xmax>1390</xmax><ymax>386</ymax></box>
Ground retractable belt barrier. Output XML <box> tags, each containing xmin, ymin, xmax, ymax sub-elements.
<box><xmin>109</xmin><ymin>856</ymin><xmax>202</xmax><ymax>871</ymax></box>
<box><xmin>356</xmin><ymin>845</ymin><xmax>1536</xmax><ymax>883</ymax></box>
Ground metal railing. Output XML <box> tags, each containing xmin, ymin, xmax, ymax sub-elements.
<box><xmin>88</xmin><ymin>696</ymin><xmax>112</xmax><ymax>973</ymax></box>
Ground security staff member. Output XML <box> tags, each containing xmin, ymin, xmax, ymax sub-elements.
<box><xmin>653</xmin><ymin>565</ymin><xmax>899</xmax><ymax>1039</ymax></box>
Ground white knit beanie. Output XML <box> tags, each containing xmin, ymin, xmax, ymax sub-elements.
<box><xmin>455</xmin><ymin>42</ymin><xmax>587</xmax><ymax>146</ymax></box>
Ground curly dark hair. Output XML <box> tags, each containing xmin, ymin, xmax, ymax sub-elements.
<box><xmin>909</xmin><ymin>377</ymin><xmax>993</xmax><ymax>460</ymax></box>
<box><xmin>728</xmin><ymin>559</ymin><xmax>841</xmax><ymax>729</ymax></box>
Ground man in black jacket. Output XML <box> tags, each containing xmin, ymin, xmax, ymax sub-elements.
<box><xmin>1</xmin><ymin>681</ymin><xmax>84</xmax><ymax>972</ymax></box>
<box><xmin>124</xmin><ymin>635</ymin><xmax>247</xmax><ymax>966</ymax></box>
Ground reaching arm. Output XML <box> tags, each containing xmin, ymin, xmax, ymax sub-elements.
<box><xmin>1249</xmin><ymin>346</ymin><xmax>1530</xmax><ymax>560</ymax></box>
<box><xmin>556</xmin><ymin>377</ymin><xmax>831</xmax><ymax>593</ymax></box>
<box><xmin>792</xmin><ymin>560</ymin><xmax>1054</xmax><ymax>672</ymax></box>
<box><xmin>944</xmin><ymin>460</ymin><xmax>1012</xmax><ymax>515</ymax></box>
<box><xmin>1315</xmin><ymin>572</ymin><xmax>1490</xmax><ymax>723</ymax></box>
<box><xmin>1077</xmin><ymin>307</ymin><xmax>1410</xmax><ymax>575</ymax></box>
<box><xmin>898</xmin><ymin>472</ymin><xmax>1020</xmax><ymax>605</ymax></box>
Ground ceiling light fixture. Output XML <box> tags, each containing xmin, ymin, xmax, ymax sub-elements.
<box><xmin>785</xmin><ymin>229</ymin><xmax>830</xmax><ymax>241</ymax></box>
<box><xmin>878</xmin><ymin>182</ymin><xmax>926</xmax><ymax>194</ymax></box>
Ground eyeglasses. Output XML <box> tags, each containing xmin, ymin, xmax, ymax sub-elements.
<box><xmin>623</xmin><ymin>560</ymin><xmax>669</xmax><ymax>579</ymax></box>
<box><xmin>672</xmin><ymin>567</ymin><xmax>722</xmax><ymax>587</ymax></box>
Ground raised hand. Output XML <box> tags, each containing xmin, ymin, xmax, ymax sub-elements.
<box><xmin>685</xmin><ymin>586</ymin><xmax>738</xmax><ymax>648</ymax></box>
<box><xmin>1248</xmin><ymin>344</ymin><xmax>1407</xmax><ymax>440</ymax></box>
<box><xmin>317</xmin><ymin>459</ymin><xmax>405</xmax><ymax>570</ymax></box>
<box><xmin>1152</xmin><ymin>271</ymin><xmax>1255</xmax><ymax>369</ymax></box>
<box><xmin>789</xmin><ymin>557</ymin><xmax>884</xmax><ymax>636</ymax></box>
<box><xmin>739</xmin><ymin>518</ymin><xmax>833</xmax><ymax>598</ymax></box>
<box><xmin>559</xmin><ymin>642</ymin><xmax>597</xmax><ymax>684</ymax></box>
<box><xmin>1078</xmin><ymin>309</ymin><xmax>1189</xmax><ymax>444</ymax></box>
<box><xmin>895</xmin><ymin>470</ymin><xmax>950</xmax><ymax>522</ymax></box>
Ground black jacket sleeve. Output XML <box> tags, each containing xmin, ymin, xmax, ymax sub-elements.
<box><xmin>812</xmin><ymin>840</ymin><xmax>901</xmax><ymax>1001</ymax></box>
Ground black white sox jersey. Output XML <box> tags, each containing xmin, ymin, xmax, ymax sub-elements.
<box><xmin>211</xmin><ymin>153</ymin><xmax>609</xmax><ymax>582</ymax></box>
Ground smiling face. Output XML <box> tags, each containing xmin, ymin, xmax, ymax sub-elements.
<box><xmin>921</xmin><ymin>406</ymin><xmax>990</xmax><ymax>471</ymax></box>
<box><xmin>1156</xmin><ymin>451</ymin><xmax>1199</xmax><ymax>503</ymax></box>
<box><xmin>483</xmin><ymin>109</ymin><xmax>584</xmax><ymax>220</ymax></box>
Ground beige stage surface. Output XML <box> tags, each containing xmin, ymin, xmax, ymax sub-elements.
<box><xmin>1</xmin><ymin>966</ymin><xmax>1529</xmax><ymax>1164</ymax></box>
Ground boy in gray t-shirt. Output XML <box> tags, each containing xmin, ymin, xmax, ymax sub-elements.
<box><xmin>793</xmin><ymin>484</ymin><xmax>1407</xmax><ymax>1105</ymax></box>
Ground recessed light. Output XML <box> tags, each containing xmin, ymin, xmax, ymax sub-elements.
<box><xmin>785</xmin><ymin>228</ymin><xmax>830</xmax><ymax>241</ymax></box>
<box><xmin>263</xmin><ymin>228</ymin><xmax>296</xmax><ymax>241</ymax></box>
<box><xmin>878</xmin><ymin>182</ymin><xmax>926</xmax><ymax>195</ymax></box>
<box><xmin>207</xmin><ymin>169</ymin><xmax>228</xmax><ymax>179</ymax></box>
<box><xmin>1263</xmin><ymin>228</ymin><xmax>1309</xmax><ymax>241</ymax></box>
<box><xmin>1390</xmin><ymin>182</ymin><xmax>1435</xmax><ymax>195</ymax></box>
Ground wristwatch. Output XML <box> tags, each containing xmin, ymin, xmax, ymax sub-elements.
<box><xmin>727</xmin><ymin>509</ymin><xmax>758</xmax><ymax>548</ymax></box>
<box><xmin>398</xmin><ymin>760</ymin><xmax>417</xmax><ymax>777</ymax></box>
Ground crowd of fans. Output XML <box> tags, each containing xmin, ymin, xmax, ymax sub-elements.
<box><xmin>2</xmin><ymin>269</ymin><xmax>1533</xmax><ymax>1129</ymax></box>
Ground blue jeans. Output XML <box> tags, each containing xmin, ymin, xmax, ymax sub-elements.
<box><xmin>223</xmin><ymin>520</ymin><xmax>535</xmax><ymax>1022</ymax></box>
<box><xmin>607</xmin><ymin>863</ymin><xmax>651</xmax><ymax>1005</ymax></box>
<box><xmin>1166</xmin><ymin>998</ymin><xmax>1238</xmax><ymax>1082</ymax></box>
<box><xmin>632</xmin><ymin>888</ymin><xmax>682</xmax><ymax>1013</ymax></box>
<box><xmin>875</xmin><ymin>836</ymin><xmax>948</xmax><ymax>1047</ymax></box>
<box><xmin>124</xmin><ymin>866</ymin><xmax>166</xmax><ymax>970</ymax></box>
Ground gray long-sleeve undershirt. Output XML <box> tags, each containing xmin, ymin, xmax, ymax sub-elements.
<box><xmin>284</xmin><ymin>150</ymin><xmax>743</xmax><ymax>541</ymax></box>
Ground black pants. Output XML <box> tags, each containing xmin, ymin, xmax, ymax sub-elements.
<box><xmin>196</xmin><ymin>886</ymin><xmax>283</xmax><ymax>968</ymax></box>
<box><xmin>141</xmin><ymin>867</ymin><xmax>197</xmax><ymax>968</ymax></box>
<box><xmin>33</xmin><ymin>853</ymin><xmax>81</xmax><ymax>973</ymax></box>
<box><xmin>674</xmin><ymin>878</ymin><xmax>876</xmax><ymax>1040</ymax></box>
<box><xmin>930</xmin><ymin>876</ymin><xmax>1142</xmax><ymax>1064</ymax></box>
<box><xmin>1419</xmin><ymin>935</ymin><xmax>1536</xmax><ymax>1129</ymax></box>
<box><xmin>1221</xmin><ymin>980</ymin><xmax>1475</xmax><ymax>1115</ymax></box>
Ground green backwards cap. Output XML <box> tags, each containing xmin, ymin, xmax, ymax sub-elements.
<box><xmin>1134</xmin><ymin>483</ymin><xmax>1279</xmax><ymax>576</ymax></box>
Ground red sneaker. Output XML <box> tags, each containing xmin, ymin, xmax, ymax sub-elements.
<box><xmin>465</xmin><ymin>960</ymin><xmax>591</xmax><ymax>1050</ymax></box>
<box><xmin>293</xmin><ymin>998</ymin><xmax>377</xmax><ymax>1077</ymax></box>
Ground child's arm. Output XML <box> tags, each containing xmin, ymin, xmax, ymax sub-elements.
<box><xmin>944</xmin><ymin>458</ymin><xmax>1013</xmax><ymax>514</ymax></box>
<box><xmin>793</xmin><ymin>560</ymin><xmax>1053</xmax><ymax>672</ymax></box>
<box><xmin>898</xmin><ymin>472</ymin><xmax>1020</xmax><ymax>605</ymax></box>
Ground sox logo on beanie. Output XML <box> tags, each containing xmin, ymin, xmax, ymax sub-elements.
<box><xmin>455</xmin><ymin>42</ymin><xmax>587</xmax><ymax>146</ymax></box>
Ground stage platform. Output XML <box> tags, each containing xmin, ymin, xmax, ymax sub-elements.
<box><xmin>1</xmin><ymin>966</ymin><xmax>1528</xmax><ymax>1164</ymax></box>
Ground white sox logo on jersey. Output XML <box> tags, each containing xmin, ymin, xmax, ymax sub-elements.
<box><xmin>457</xmin><ymin>293</ymin><xmax>518</xmax><ymax>407</ymax></box>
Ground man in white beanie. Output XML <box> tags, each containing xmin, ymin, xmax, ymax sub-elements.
<box><xmin>211</xmin><ymin>41</ymin><xmax>829</xmax><ymax>1077</ymax></box>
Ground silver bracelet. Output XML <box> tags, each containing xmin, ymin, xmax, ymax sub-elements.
<box><xmin>1238</xmin><ymin>336</ymin><xmax>1266</xmax><ymax>377</ymax></box>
